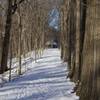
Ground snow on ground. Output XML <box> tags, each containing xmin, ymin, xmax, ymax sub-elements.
<box><xmin>0</xmin><ymin>49</ymin><xmax>79</xmax><ymax>100</ymax></box>
<box><xmin>0</xmin><ymin>51</ymin><xmax>41</xmax><ymax>83</ymax></box>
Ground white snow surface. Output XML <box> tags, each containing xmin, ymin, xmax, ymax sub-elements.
<box><xmin>0</xmin><ymin>49</ymin><xmax>79</xmax><ymax>100</ymax></box>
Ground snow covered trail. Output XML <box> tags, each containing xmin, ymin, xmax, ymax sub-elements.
<box><xmin>0</xmin><ymin>49</ymin><xmax>79</xmax><ymax>100</ymax></box>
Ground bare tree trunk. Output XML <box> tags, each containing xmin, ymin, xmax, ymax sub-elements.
<box><xmin>0</xmin><ymin>0</ymin><xmax>12</xmax><ymax>74</ymax></box>
<box><xmin>9</xmin><ymin>36</ymin><xmax>12</xmax><ymax>81</ymax></box>
<box><xmin>18</xmin><ymin>6</ymin><xmax>22</xmax><ymax>75</ymax></box>
<box><xmin>73</xmin><ymin>0</ymin><xmax>81</xmax><ymax>81</ymax></box>
<box><xmin>80</xmin><ymin>0</ymin><xmax>100</xmax><ymax>99</ymax></box>
<box><xmin>60</xmin><ymin>1</ymin><xmax>69</xmax><ymax>62</ymax></box>
<box><xmin>78</xmin><ymin>0</ymin><xmax>87</xmax><ymax>82</ymax></box>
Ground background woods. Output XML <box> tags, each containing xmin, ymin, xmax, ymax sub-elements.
<box><xmin>0</xmin><ymin>0</ymin><xmax>59</xmax><ymax>73</ymax></box>
<box><xmin>60</xmin><ymin>0</ymin><xmax>100</xmax><ymax>100</ymax></box>
<box><xmin>0</xmin><ymin>0</ymin><xmax>100</xmax><ymax>100</ymax></box>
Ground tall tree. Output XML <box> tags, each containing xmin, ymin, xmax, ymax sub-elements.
<box><xmin>0</xmin><ymin>0</ymin><xmax>13</xmax><ymax>73</ymax></box>
<box><xmin>80</xmin><ymin>0</ymin><xmax>100</xmax><ymax>99</ymax></box>
<box><xmin>0</xmin><ymin>0</ymin><xmax>25</xmax><ymax>74</ymax></box>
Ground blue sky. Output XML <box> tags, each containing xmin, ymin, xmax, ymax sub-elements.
<box><xmin>48</xmin><ymin>8</ymin><xmax>60</xmax><ymax>30</ymax></box>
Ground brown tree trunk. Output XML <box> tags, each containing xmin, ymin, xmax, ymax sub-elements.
<box><xmin>73</xmin><ymin>0</ymin><xmax>81</xmax><ymax>81</ymax></box>
<box><xmin>18</xmin><ymin>6</ymin><xmax>22</xmax><ymax>75</ymax></box>
<box><xmin>80</xmin><ymin>0</ymin><xmax>100</xmax><ymax>99</ymax></box>
<box><xmin>0</xmin><ymin>0</ymin><xmax>12</xmax><ymax>74</ymax></box>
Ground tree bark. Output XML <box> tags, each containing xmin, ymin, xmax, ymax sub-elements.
<box><xmin>0</xmin><ymin>0</ymin><xmax>12</xmax><ymax>74</ymax></box>
<box><xmin>80</xmin><ymin>0</ymin><xmax>100</xmax><ymax>99</ymax></box>
<box><xmin>73</xmin><ymin>0</ymin><xmax>81</xmax><ymax>81</ymax></box>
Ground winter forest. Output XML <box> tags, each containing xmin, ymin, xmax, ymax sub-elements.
<box><xmin>0</xmin><ymin>0</ymin><xmax>100</xmax><ymax>100</ymax></box>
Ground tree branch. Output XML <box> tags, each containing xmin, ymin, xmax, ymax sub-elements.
<box><xmin>12</xmin><ymin>0</ymin><xmax>26</xmax><ymax>14</ymax></box>
<box><xmin>18</xmin><ymin>0</ymin><xmax>25</xmax><ymax>5</ymax></box>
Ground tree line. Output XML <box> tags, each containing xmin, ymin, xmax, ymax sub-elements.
<box><xmin>0</xmin><ymin>0</ymin><xmax>50</xmax><ymax>75</ymax></box>
<box><xmin>0</xmin><ymin>0</ymin><xmax>61</xmax><ymax>80</ymax></box>
<box><xmin>60</xmin><ymin>0</ymin><xmax>100</xmax><ymax>100</ymax></box>
<box><xmin>0</xmin><ymin>0</ymin><xmax>100</xmax><ymax>100</ymax></box>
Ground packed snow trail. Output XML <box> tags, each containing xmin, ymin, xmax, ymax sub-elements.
<box><xmin>0</xmin><ymin>49</ymin><xmax>79</xmax><ymax>100</ymax></box>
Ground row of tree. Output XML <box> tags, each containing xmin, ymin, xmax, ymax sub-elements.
<box><xmin>0</xmin><ymin>0</ymin><xmax>50</xmax><ymax>75</ymax></box>
<box><xmin>0</xmin><ymin>0</ymin><xmax>62</xmax><ymax>80</ymax></box>
<box><xmin>1</xmin><ymin>0</ymin><xmax>100</xmax><ymax>99</ymax></box>
<box><xmin>60</xmin><ymin>0</ymin><xmax>100</xmax><ymax>100</ymax></box>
